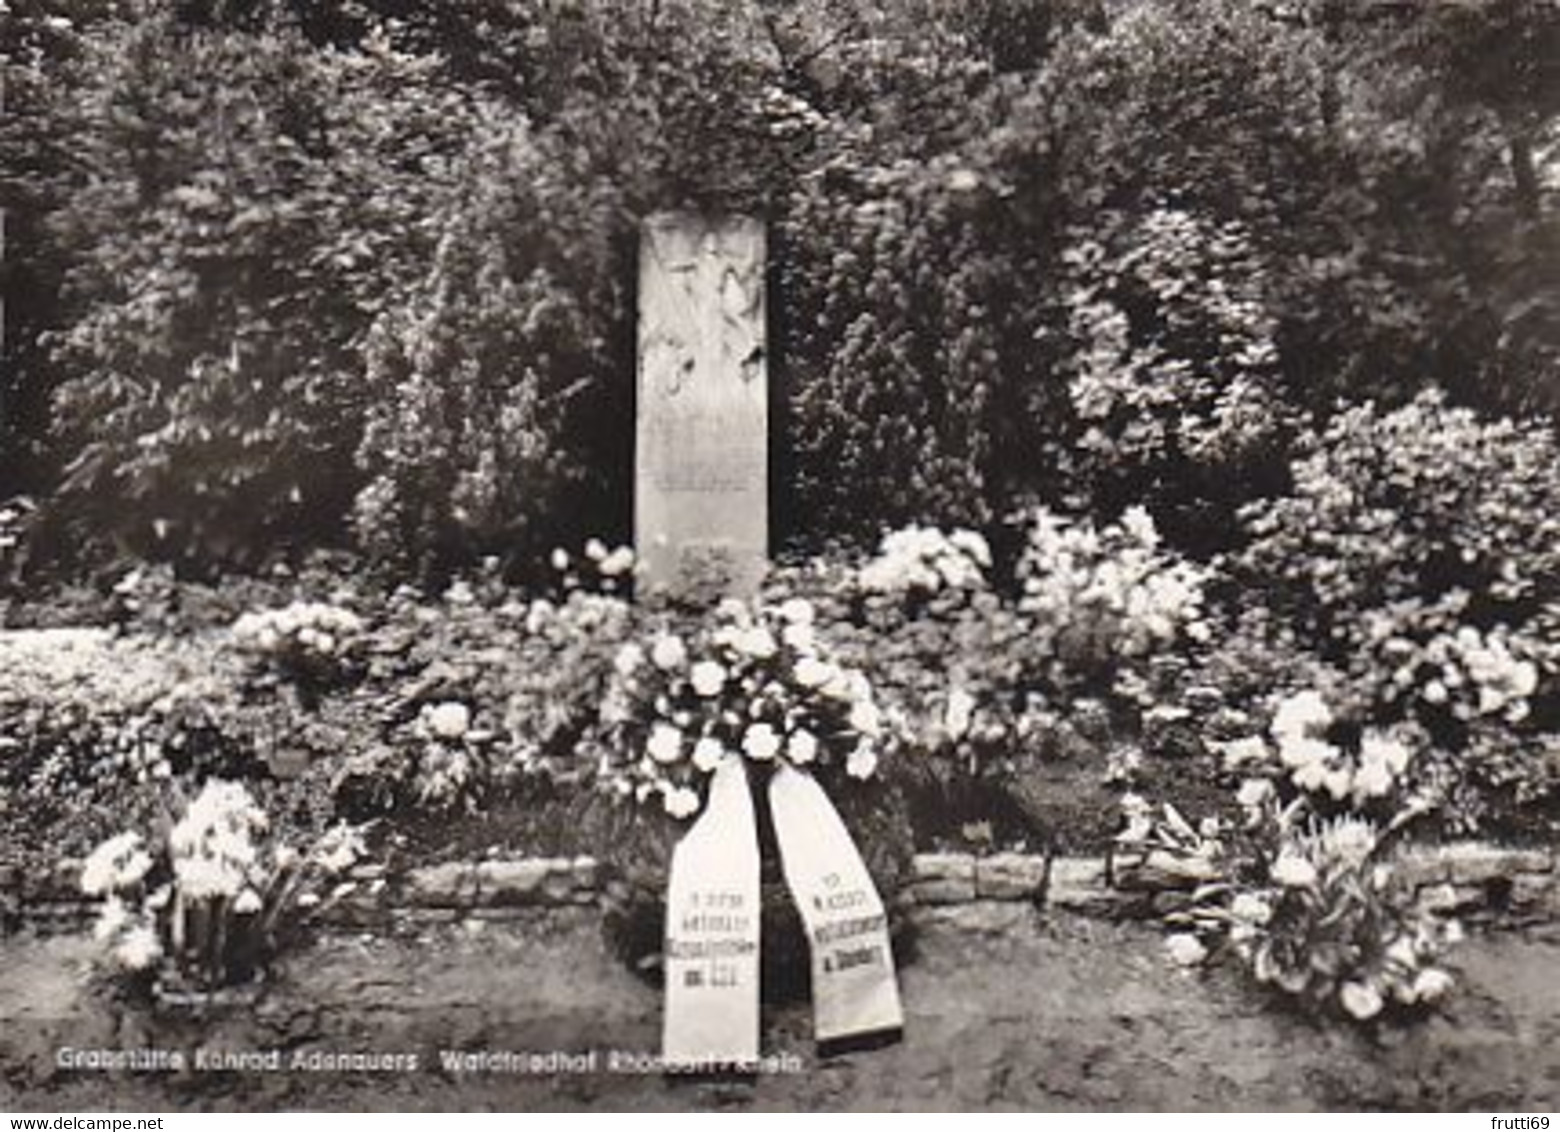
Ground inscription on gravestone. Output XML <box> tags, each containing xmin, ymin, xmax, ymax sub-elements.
<box><xmin>636</xmin><ymin>214</ymin><xmax>768</xmax><ymax>595</ymax></box>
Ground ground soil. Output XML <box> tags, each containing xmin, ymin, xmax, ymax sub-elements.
<box><xmin>3</xmin><ymin>909</ymin><xmax>1557</xmax><ymax>1112</ymax></box>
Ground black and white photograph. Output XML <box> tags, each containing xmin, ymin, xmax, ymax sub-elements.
<box><xmin>1</xmin><ymin>0</ymin><xmax>1558</xmax><ymax>1115</ymax></box>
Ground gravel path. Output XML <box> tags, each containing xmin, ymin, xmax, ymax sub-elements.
<box><xmin>3</xmin><ymin>908</ymin><xmax>1557</xmax><ymax>1111</ymax></box>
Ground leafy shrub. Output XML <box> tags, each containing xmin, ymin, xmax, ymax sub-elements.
<box><xmin>39</xmin><ymin>13</ymin><xmax>491</xmax><ymax>571</ymax></box>
<box><xmin>350</xmin><ymin>120</ymin><xmax>629</xmax><ymax>577</ymax></box>
<box><xmin>1051</xmin><ymin>207</ymin><xmax>1298</xmax><ymax>541</ymax></box>
<box><xmin>1231</xmin><ymin>391</ymin><xmax>1560</xmax><ymax>830</ymax></box>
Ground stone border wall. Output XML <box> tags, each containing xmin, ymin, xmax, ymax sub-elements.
<box><xmin>8</xmin><ymin>844</ymin><xmax>1557</xmax><ymax>931</ymax></box>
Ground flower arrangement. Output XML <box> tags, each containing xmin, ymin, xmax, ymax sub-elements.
<box><xmin>80</xmin><ymin>780</ymin><xmax>366</xmax><ymax>994</ymax></box>
<box><xmin>409</xmin><ymin>699</ymin><xmax>497</xmax><ymax>809</ymax></box>
<box><xmin>1014</xmin><ymin>505</ymin><xmax>1210</xmax><ymax>688</ymax></box>
<box><xmin>1209</xmin><ymin>811</ymin><xmax>1461</xmax><ymax>1021</ymax></box>
<box><xmin>594</xmin><ymin>597</ymin><xmax>887</xmax><ymax>819</ymax></box>
<box><xmin>231</xmin><ymin>600</ymin><xmax>366</xmax><ymax>686</ymax></box>
<box><xmin>1122</xmin><ymin>776</ymin><xmax>1463</xmax><ymax>1023</ymax></box>
<box><xmin>856</xmin><ymin>525</ymin><xmax>992</xmax><ymax>600</ymax></box>
<box><xmin>1262</xmin><ymin>690</ymin><xmax>1421</xmax><ymax>810</ymax></box>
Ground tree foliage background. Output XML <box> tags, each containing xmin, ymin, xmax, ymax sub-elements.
<box><xmin>1</xmin><ymin>0</ymin><xmax>1556</xmax><ymax>578</ymax></box>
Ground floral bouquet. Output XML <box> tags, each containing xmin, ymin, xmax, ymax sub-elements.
<box><xmin>594</xmin><ymin>596</ymin><xmax>888</xmax><ymax>817</ymax></box>
<box><xmin>1132</xmin><ymin>780</ymin><xmax>1463</xmax><ymax>1023</ymax></box>
<box><xmin>1204</xmin><ymin>810</ymin><xmax>1461</xmax><ymax>1021</ymax></box>
<box><xmin>80</xmin><ymin>779</ymin><xmax>366</xmax><ymax>999</ymax></box>
<box><xmin>231</xmin><ymin>600</ymin><xmax>366</xmax><ymax>693</ymax></box>
<box><xmin>583</xmin><ymin>595</ymin><xmax>913</xmax><ymax>996</ymax></box>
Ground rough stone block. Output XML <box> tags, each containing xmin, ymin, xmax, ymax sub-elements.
<box><xmin>474</xmin><ymin>859</ymin><xmax>554</xmax><ymax>906</ymax></box>
<box><xmin>975</xmin><ymin>853</ymin><xmax>1048</xmax><ymax>900</ymax></box>
<box><xmin>1417</xmin><ymin>882</ymin><xmax>1484</xmax><ymax>914</ymax></box>
<box><xmin>1508</xmin><ymin>872</ymin><xmax>1558</xmax><ymax>912</ymax></box>
<box><xmin>404</xmin><ymin>862</ymin><xmax>478</xmax><ymax>907</ymax></box>
<box><xmin>906</xmin><ymin>853</ymin><xmax>977</xmax><ymax>904</ymax></box>
<box><xmin>570</xmin><ymin>856</ymin><xmax>599</xmax><ymax>891</ymax></box>
<box><xmin>1436</xmin><ymin>844</ymin><xmax>1553</xmax><ymax>885</ymax></box>
<box><xmin>1044</xmin><ymin>858</ymin><xmax>1113</xmax><ymax>911</ymax></box>
<box><xmin>913</xmin><ymin>852</ymin><xmax>977</xmax><ymax>882</ymax></box>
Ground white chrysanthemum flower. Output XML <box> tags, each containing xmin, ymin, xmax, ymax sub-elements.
<box><xmin>94</xmin><ymin>897</ymin><xmax>131</xmax><ymax>942</ymax></box>
<box><xmin>1236</xmin><ymin>777</ymin><xmax>1274</xmax><ymax>808</ymax></box>
<box><xmin>651</xmin><ymin>634</ymin><xmax>687</xmax><ymax>671</ymax></box>
<box><xmin>690</xmin><ymin>660</ymin><xmax>727</xmax><ymax>698</ymax></box>
<box><xmin>1339</xmin><ymin>980</ymin><xmax>1384</xmax><ymax>1020</ymax></box>
<box><xmin>1119</xmin><ymin>506</ymin><xmax>1159</xmax><ymax>549</ymax></box>
<box><xmin>1353</xmin><ymin>759</ymin><xmax>1394</xmax><ymax>800</ymax></box>
<box><xmin>1411</xmin><ymin>968</ymin><xmax>1454</xmax><ymax>1002</ymax></box>
<box><xmin>1271</xmin><ymin>690</ymin><xmax>1332</xmax><ymax>741</ymax></box>
<box><xmin>599</xmin><ymin>546</ymin><xmax>636</xmax><ymax>577</ymax></box>
<box><xmin>848</xmin><ymin>698</ymin><xmax>883</xmax><ymax>739</ymax></box>
<box><xmin>735</xmin><ymin>626</ymin><xmax>778</xmax><ymax>660</ymax></box>
<box><xmin>692</xmin><ymin>737</ymin><xmax>725</xmax><ymax>773</ymax></box>
<box><xmin>787</xmin><ymin>728</ymin><xmax>819</xmax><ymax>765</ymax></box>
<box><xmin>1230</xmin><ymin>893</ymin><xmax>1272</xmax><ymax>924</ymax></box>
<box><xmin>315</xmin><ymin>825</ymin><xmax>364</xmax><ymax>873</ymax></box>
<box><xmin>234</xmin><ymin>888</ymin><xmax>263</xmax><ymax>915</ymax></box>
<box><xmin>423</xmin><ymin>701</ymin><xmax>471</xmax><ymax>741</ymax></box>
<box><xmin>1361</xmin><ymin>730</ymin><xmax>1412</xmax><ymax>775</ymax></box>
<box><xmin>1278</xmin><ymin>733</ymin><xmax>1338</xmax><ymax>770</ymax></box>
<box><xmin>114</xmin><ymin>926</ymin><xmax>163</xmax><ymax>972</ymax></box>
<box><xmin>1164</xmin><ymin>932</ymin><xmax>1207</xmax><ymax>966</ymax></box>
<box><xmin>80</xmin><ymin>832</ymin><xmax>153</xmax><ymax>897</ymax></box>
<box><xmin>1322</xmin><ymin>768</ymin><xmax>1353</xmax><ymax>801</ymax></box>
<box><xmin>742</xmin><ymin>723</ymin><xmax>781</xmax><ymax>762</ymax></box>
<box><xmin>584</xmin><ymin>538</ymin><xmax>608</xmax><ymax>562</ymax></box>
<box><xmin>778</xmin><ymin>597</ymin><xmax>816</xmax><ymax>625</ymax></box>
<box><xmin>550</xmin><ymin>547</ymin><xmax>570</xmax><ymax>572</ymax></box>
<box><xmin>647</xmin><ymin>723</ymin><xmax>683</xmax><ymax>765</ymax></box>
<box><xmin>794</xmin><ymin>656</ymin><xmax>835</xmax><ymax>690</ymax></box>
<box><xmin>948</xmin><ymin>528</ymin><xmax>992</xmax><ymax>567</ymax></box>
<box><xmin>781</xmin><ymin>621</ymin><xmax>816</xmax><ymax>653</ymax></box>
<box><xmin>845</xmin><ymin>743</ymin><xmax>878</xmax><ymax>780</ymax></box>
<box><xmin>662</xmin><ymin>785</ymin><xmax>701</xmax><ymax>820</ymax></box>
<box><xmin>613</xmin><ymin>643</ymin><xmax>646</xmax><ymax>677</ymax></box>
<box><xmin>1270</xmin><ymin>854</ymin><xmax>1319</xmax><ymax>888</ymax></box>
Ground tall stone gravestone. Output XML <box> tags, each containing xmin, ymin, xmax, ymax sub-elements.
<box><xmin>636</xmin><ymin>214</ymin><xmax>768</xmax><ymax>596</ymax></box>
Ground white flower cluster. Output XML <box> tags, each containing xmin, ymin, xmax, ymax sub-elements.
<box><xmin>1017</xmin><ymin>506</ymin><xmax>1209</xmax><ymax>655</ymax></box>
<box><xmin>1381</xmin><ymin>625</ymin><xmax>1540</xmax><ymax>725</ymax></box>
<box><xmin>759</xmin><ymin>84</ymin><xmax>827</xmax><ymax>137</ymax></box>
<box><xmin>1230</xmin><ymin>812</ymin><xmax>1460</xmax><ymax>1021</ymax></box>
<box><xmin>232</xmin><ymin>601</ymin><xmax>364</xmax><ymax>660</ymax></box>
<box><xmin>602</xmin><ymin>597</ymin><xmax>885</xmax><ymax>819</ymax></box>
<box><xmin>418</xmin><ymin>700</ymin><xmax>472</xmax><ymax>742</ymax></box>
<box><xmin>169</xmin><ymin>780</ymin><xmax>269</xmax><ymax>900</ymax></box>
<box><xmin>92</xmin><ymin>895</ymin><xmax>163</xmax><ymax>972</ymax></box>
<box><xmin>80</xmin><ymin>831</ymin><xmax>155</xmax><ymax>897</ymax></box>
<box><xmin>551</xmin><ymin>539</ymin><xmax>636</xmax><ymax>581</ymax></box>
<box><xmin>857</xmin><ymin>526</ymin><xmax>991</xmax><ymax>598</ymax></box>
<box><xmin>1267</xmin><ymin>690</ymin><xmax>1415</xmax><ymax>806</ymax></box>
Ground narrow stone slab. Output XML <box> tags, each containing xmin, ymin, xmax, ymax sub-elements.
<box><xmin>1045</xmin><ymin>858</ymin><xmax>1112</xmax><ymax>910</ymax></box>
<box><xmin>906</xmin><ymin>853</ymin><xmax>977</xmax><ymax>904</ymax></box>
<box><xmin>975</xmin><ymin>853</ymin><xmax>1049</xmax><ymax>900</ymax></box>
<box><xmin>635</xmin><ymin>213</ymin><xmax>768</xmax><ymax>596</ymax></box>
<box><xmin>403</xmin><ymin>862</ymin><xmax>479</xmax><ymax>907</ymax></box>
<box><xmin>474</xmin><ymin>859</ymin><xmax>556</xmax><ymax>906</ymax></box>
